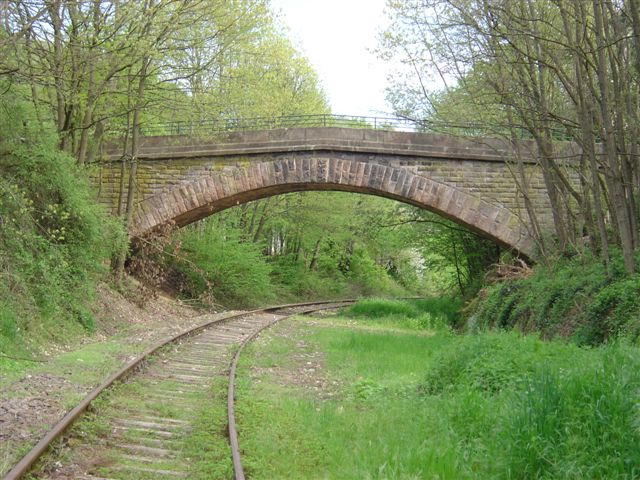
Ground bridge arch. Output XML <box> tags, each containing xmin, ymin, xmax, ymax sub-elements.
<box><xmin>130</xmin><ymin>156</ymin><xmax>536</xmax><ymax>257</ymax></box>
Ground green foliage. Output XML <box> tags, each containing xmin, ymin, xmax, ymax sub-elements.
<box><xmin>347</xmin><ymin>298</ymin><xmax>422</xmax><ymax>319</ymax></box>
<box><xmin>345</xmin><ymin>297</ymin><xmax>460</xmax><ymax>331</ymax></box>
<box><xmin>376</xmin><ymin>205</ymin><xmax>501</xmax><ymax>297</ymax></box>
<box><xmin>410</xmin><ymin>296</ymin><xmax>461</xmax><ymax>326</ymax></box>
<box><xmin>0</xmin><ymin>92</ymin><xmax>126</xmax><ymax>352</ymax></box>
<box><xmin>344</xmin><ymin>248</ymin><xmax>405</xmax><ymax>296</ymax></box>
<box><xmin>237</xmin><ymin>308</ymin><xmax>640</xmax><ymax>479</ymax></box>
<box><xmin>470</xmin><ymin>252</ymin><xmax>640</xmax><ymax>344</ymax></box>
<box><xmin>422</xmin><ymin>332</ymin><xmax>577</xmax><ymax>394</ymax></box>
<box><xmin>586</xmin><ymin>276</ymin><xmax>640</xmax><ymax>342</ymax></box>
<box><xmin>491</xmin><ymin>344</ymin><xmax>640</xmax><ymax>479</ymax></box>
<box><xmin>171</xmin><ymin>224</ymin><xmax>275</xmax><ymax>308</ymax></box>
<box><xmin>168</xmin><ymin>192</ymin><xmax>445</xmax><ymax>307</ymax></box>
<box><xmin>268</xmin><ymin>255</ymin><xmax>346</xmax><ymax>299</ymax></box>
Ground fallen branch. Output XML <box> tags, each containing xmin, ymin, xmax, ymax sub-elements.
<box><xmin>484</xmin><ymin>258</ymin><xmax>532</xmax><ymax>283</ymax></box>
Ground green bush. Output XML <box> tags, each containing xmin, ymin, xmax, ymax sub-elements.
<box><xmin>170</xmin><ymin>225</ymin><xmax>275</xmax><ymax>308</ymax></box>
<box><xmin>583</xmin><ymin>276</ymin><xmax>640</xmax><ymax>343</ymax></box>
<box><xmin>269</xmin><ymin>254</ymin><xmax>345</xmax><ymax>299</ymax></box>
<box><xmin>346</xmin><ymin>248</ymin><xmax>404</xmax><ymax>296</ymax></box>
<box><xmin>0</xmin><ymin>91</ymin><xmax>126</xmax><ymax>351</ymax></box>
<box><xmin>422</xmin><ymin>332</ymin><xmax>578</xmax><ymax>394</ymax></box>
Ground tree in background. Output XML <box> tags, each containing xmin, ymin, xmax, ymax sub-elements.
<box><xmin>379</xmin><ymin>0</ymin><xmax>640</xmax><ymax>274</ymax></box>
<box><xmin>1</xmin><ymin>0</ymin><xmax>329</xmax><ymax>283</ymax></box>
<box><xmin>1</xmin><ymin>0</ymin><xmax>510</xmax><ymax>310</ymax></box>
<box><xmin>170</xmin><ymin>192</ymin><xmax>454</xmax><ymax>308</ymax></box>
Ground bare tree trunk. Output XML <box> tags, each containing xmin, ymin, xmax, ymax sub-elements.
<box><xmin>253</xmin><ymin>198</ymin><xmax>271</xmax><ymax>243</ymax></box>
<box><xmin>114</xmin><ymin>56</ymin><xmax>150</xmax><ymax>284</ymax></box>
<box><xmin>628</xmin><ymin>0</ymin><xmax>640</xmax><ymax>198</ymax></box>
<box><xmin>46</xmin><ymin>1</ymin><xmax>66</xmax><ymax>146</ymax></box>
<box><xmin>308</xmin><ymin>238</ymin><xmax>321</xmax><ymax>271</ymax></box>
<box><xmin>247</xmin><ymin>201</ymin><xmax>260</xmax><ymax>238</ymax></box>
<box><xmin>592</xmin><ymin>0</ymin><xmax>635</xmax><ymax>273</ymax></box>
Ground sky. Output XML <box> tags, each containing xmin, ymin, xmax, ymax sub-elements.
<box><xmin>270</xmin><ymin>0</ymin><xmax>392</xmax><ymax>118</ymax></box>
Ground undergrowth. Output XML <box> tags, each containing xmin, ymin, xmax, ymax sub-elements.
<box><xmin>0</xmin><ymin>89</ymin><xmax>125</xmax><ymax>356</ymax></box>
<box><xmin>471</xmin><ymin>251</ymin><xmax>640</xmax><ymax>345</ymax></box>
<box><xmin>346</xmin><ymin>297</ymin><xmax>461</xmax><ymax>330</ymax></box>
<box><xmin>166</xmin><ymin>225</ymin><xmax>414</xmax><ymax>309</ymax></box>
<box><xmin>236</xmin><ymin>300</ymin><xmax>640</xmax><ymax>479</ymax></box>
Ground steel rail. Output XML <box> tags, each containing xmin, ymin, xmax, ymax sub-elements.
<box><xmin>2</xmin><ymin>299</ymin><xmax>358</xmax><ymax>480</ymax></box>
<box><xmin>226</xmin><ymin>302</ymin><xmax>354</xmax><ymax>480</ymax></box>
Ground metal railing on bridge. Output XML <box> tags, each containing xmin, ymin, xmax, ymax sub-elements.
<box><xmin>123</xmin><ymin>114</ymin><xmax>496</xmax><ymax>137</ymax></box>
<box><xmin>133</xmin><ymin>114</ymin><xmax>416</xmax><ymax>136</ymax></box>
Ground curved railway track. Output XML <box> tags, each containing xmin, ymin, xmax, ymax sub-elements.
<box><xmin>3</xmin><ymin>300</ymin><xmax>355</xmax><ymax>480</ymax></box>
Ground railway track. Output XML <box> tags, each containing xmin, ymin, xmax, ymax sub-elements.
<box><xmin>3</xmin><ymin>300</ymin><xmax>355</xmax><ymax>480</ymax></box>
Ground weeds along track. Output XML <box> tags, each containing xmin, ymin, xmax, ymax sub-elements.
<box><xmin>4</xmin><ymin>301</ymin><xmax>354</xmax><ymax>480</ymax></box>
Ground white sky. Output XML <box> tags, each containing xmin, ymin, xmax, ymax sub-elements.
<box><xmin>270</xmin><ymin>0</ymin><xmax>392</xmax><ymax>117</ymax></box>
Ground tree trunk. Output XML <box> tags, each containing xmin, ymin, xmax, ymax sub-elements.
<box><xmin>309</xmin><ymin>238</ymin><xmax>322</xmax><ymax>271</ymax></box>
<box><xmin>592</xmin><ymin>0</ymin><xmax>635</xmax><ymax>273</ymax></box>
<box><xmin>253</xmin><ymin>198</ymin><xmax>271</xmax><ymax>243</ymax></box>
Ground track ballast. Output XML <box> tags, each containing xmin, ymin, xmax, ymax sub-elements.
<box><xmin>4</xmin><ymin>301</ymin><xmax>354</xmax><ymax>480</ymax></box>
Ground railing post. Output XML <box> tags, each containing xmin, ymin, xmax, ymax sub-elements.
<box><xmin>323</xmin><ymin>114</ymin><xmax>326</xmax><ymax>127</ymax></box>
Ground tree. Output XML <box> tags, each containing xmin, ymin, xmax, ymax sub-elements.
<box><xmin>379</xmin><ymin>0</ymin><xmax>640</xmax><ymax>273</ymax></box>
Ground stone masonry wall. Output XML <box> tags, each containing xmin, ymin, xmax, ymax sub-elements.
<box><xmin>91</xmin><ymin>127</ymin><xmax>583</xmax><ymax>240</ymax></box>
<box><xmin>92</xmin><ymin>151</ymin><xmax>570</xmax><ymax>233</ymax></box>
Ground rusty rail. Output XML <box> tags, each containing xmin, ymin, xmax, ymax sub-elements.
<box><xmin>226</xmin><ymin>302</ymin><xmax>354</xmax><ymax>480</ymax></box>
<box><xmin>2</xmin><ymin>299</ymin><xmax>358</xmax><ymax>480</ymax></box>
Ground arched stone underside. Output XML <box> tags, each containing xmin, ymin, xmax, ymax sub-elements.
<box><xmin>131</xmin><ymin>157</ymin><xmax>536</xmax><ymax>257</ymax></box>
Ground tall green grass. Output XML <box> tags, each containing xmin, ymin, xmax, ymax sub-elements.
<box><xmin>345</xmin><ymin>297</ymin><xmax>461</xmax><ymax>330</ymax></box>
<box><xmin>489</xmin><ymin>344</ymin><xmax>640</xmax><ymax>478</ymax></box>
<box><xmin>236</xmin><ymin>303</ymin><xmax>640</xmax><ymax>479</ymax></box>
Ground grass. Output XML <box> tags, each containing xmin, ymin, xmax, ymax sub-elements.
<box><xmin>181</xmin><ymin>376</ymin><xmax>233</xmax><ymax>479</ymax></box>
<box><xmin>344</xmin><ymin>297</ymin><xmax>460</xmax><ymax>331</ymax></box>
<box><xmin>235</xmin><ymin>299</ymin><xmax>640</xmax><ymax>479</ymax></box>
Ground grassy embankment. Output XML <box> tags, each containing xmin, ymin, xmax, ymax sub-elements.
<box><xmin>470</xmin><ymin>251</ymin><xmax>640</xmax><ymax>345</ymax></box>
<box><xmin>0</xmin><ymin>96</ymin><xmax>125</xmax><ymax>379</ymax></box>
<box><xmin>235</xmin><ymin>298</ymin><xmax>640</xmax><ymax>479</ymax></box>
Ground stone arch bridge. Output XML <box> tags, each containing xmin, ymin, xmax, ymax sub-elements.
<box><xmin>93</xmin><ymin>126</ymin><xmax>581</xmax><ymax>258</ymax></box>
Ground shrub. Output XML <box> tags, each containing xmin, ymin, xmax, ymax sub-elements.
<box><xmin>170</xmin><ymin>225</ymin><xmax>275</xmax><ymax>308</ymax></box>
<box><xmin>471</xmin><ymin>253</ymin><xmax>640</xmax><ymax>344</ymax></box>
<box><xmin>0</xmin><ymin>91</ymin><xmax>126</xmax><ymax>351</ymax></box>
<box><xmin>421</xmin><ymin>332</ymin><xmax>578</xmax><ymax>394</ymax></box>
<box><xmin>346</xmin><ymin>248</ymin><xmax>403</xmax><ymax>296</ymax></box>
<box><xmin>582</xmin><ymin>276</ymin><xmax>640</xmax><ymax>344</ymax></box>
